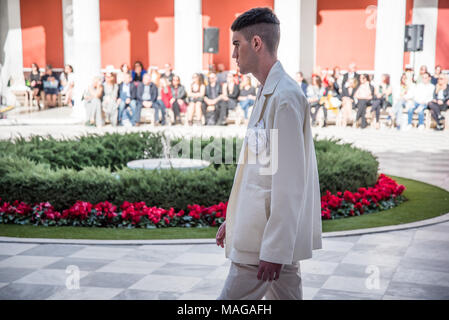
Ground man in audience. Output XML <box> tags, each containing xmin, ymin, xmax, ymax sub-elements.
<box><xmin>406</xmin><ymin>72</ymin><xmax>434</xmax><ymax>130</ymax></box>
<box><xmin>41</xmin><ymin>65</ymin><xmax>59</xmax><ymax>108</ymax></box>
<box><xmin>136</xmin><ymin>73</ymin><xmax>166</xmax><ymax>126</ymax></box>
<box><xmin>204</xmin><ymin>72</ymin><xmax>227</xmax><ymax>125</ymax></box>
<box><xmin>117</xmin><ymin>72</ymin><xmax>137</xmax><ymax>126</ymax></box>
<box><xmin>295</xmin><ymin>72</ymin><xmax>308</xmax><ymax>96</ymax></box>
<box><xmin>415</xmin><ymin>65</ymin><xmax>428</xmax><ymax>84</ymax></box>
<box><xmin>341</xmin><ymin>62</ymin><xmax>360</xmax><ymax>90</ymax></box>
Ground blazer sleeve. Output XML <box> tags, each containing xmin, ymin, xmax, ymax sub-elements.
<box><xmin>150</xmin><ymin>84</ymin><xmax>159</xmax><ymax>103</ymax></box>
<box><xmin>259</xmin><ymin>98</ymin><xmax>307</xmax><ymax>265</ymax></box>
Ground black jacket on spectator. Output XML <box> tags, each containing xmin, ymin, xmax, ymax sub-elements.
<box><xmin>136</xmin><ymin>82</ymin><xmax>158</xmax><ymax>103</ymax></box>
<box><xmin>171</xmin><ymin>85</ymin><xmax>187</xmax><ymax>101</ymax></box>
<box><xmin>341</xmin><ymin>85</ymin><xmax>356</xmax><ymax>99</ymax></box>
<box><xmin>342</xmin><ymin>72</ymin><xmax>360</xmax><ymax>89</ymax></box>
<box><xmin>117</xmin><ymin>82</ymin><xmax>137</xmax><ymax>100</ymax></box>
<box><xmin>205</xmin><ymin>83</ymin><xmax>222</xmax><ymax>99</ymax></box>
<box><xmin>433</xmin><ymin>87</ymin><xmax>449</xmax><ymax>102</ymax></box>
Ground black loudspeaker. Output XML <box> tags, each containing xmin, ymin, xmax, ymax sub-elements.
<box><xmin>404</xmin><ymin>24</ymin><xmax>424</xmax><ymax>52</ymax></box>
<box><xmin>203</xmin><ymin>27</ymin><xmax>219</xmax><ymax>54</ymax></box>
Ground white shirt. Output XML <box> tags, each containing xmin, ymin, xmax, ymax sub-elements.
<box><xmin>413</xmin><ymin>82</ymin><xmax>435</xmax><ymax>104</ymax></box>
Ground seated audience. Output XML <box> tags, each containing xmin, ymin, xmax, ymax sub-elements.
<box><xmin>170</xmin><ymin>75</ymin><xmax>188</xmax><ymax>125</ymax></box>
<box><xmin>342</xmin><ymin>62</ymin><xmax>360</xmax><ymax>89</ymax></box>
<box><xmin>132</xmin><ymin>61</ymin><xmax>147</xmax><ymax>84</ymax></box>
<box><xmin>370</xmin><ymin>74</ymin><xmax>392</xmax><ymax>129</ymax></box>
<box><xmin>431</xmin><ymin>65</ymin><xmax>442</xmax><ymax>86</ymax></box>
<box><xmin>339</xmin><ymin>77</ymin><xmax>358</xmax><ymax>127</ymax></box>
<box><xmin>162</xmin><ymin>63</ymin><xmax>174</xmax><ymax>85</ymax></box>
<box><xmin>117</xmin><ymin>72</ymin><xmax>137</xmax><ymax>126</ymax></box>
<box><xmin>28</xmin><ymin>63</ymin><xmax>42</xmax><ymax>109</ymax></box>
<box><xmin>159</xmin><ymin>77</ymin><xmax>172</xmax><ymax>125</ymax></box>
<box><xmin>427</xmin><ymin>74</ymin><xmax>448</xmax><ymax>131</ymax></box>
<box><xmin>187</xmin><ymin>73</ymin><xmax>206</xmax><ymax>125</ymax></box>
<box><xmin>319</xmin><ymin>76</ymin><xmax>341</xmax><ymax>127</ymax></box>
<box><xmin>415</xmin><ymin>65</ymin><xmax>428</xmax><ymax>84</ymax></box>
<box><xmin>295</xmin><ymin>71</ymin><xmax>308</xmax><ymax>96</ymax></box>
<box><xmin>238</xmin><ymin>75</ymin><xmax>256</xmax><ymax>121</ymax></box>
<box><xmin>59</xmin><ymin>64</ymin><xmax>75</xmax><ymax>107</ymax></box>
<box><xmin>83</xmin><ymin>76</ymin><xmax>104</xmax><ymax>127</ymax></box>
<box><xmin>117</xmin><ymin>63</ymin><xmax>130</xmax><ymax>85</ymax></box>
<box><xmin>407</xmin><ymin>72</ymin><xmax>434</xmax><ymax>130</ymax></box>
<box><xmin>41</xmin><ymin>65</ymin><xmax>59</xmax><ymax>108</ymax></box>
<box><xmin>306</xmin><ymin>75</ymin><xmax>325</xmax><ymax>126</ymax></box>
<box><xmin>353</xmin><ymin>73</ymin><xmax>374</xmax><ymax>129</ymax></box>
<box><xmin>136</xmin><ymin>73</ymin><xmax>165</xmax><ymax>126</ymax></box>
<box><xmin>221</xmin><ymin>72</ymin><xmax>240</xmax><ymax>124</ymax></box>
<box><xmin>391</xmin><ymin>73</ymin><xmax>414</xmax><ymax>130</ymax></box>
<box><xmin>204</xmin><ymin>72</ymin><xmax>227</xmax><ymax>125</ymax></box>
<box><xmin>102</xmin><ymin>71</ymin><xmax>119</xmax><ymax>126</ymax></box>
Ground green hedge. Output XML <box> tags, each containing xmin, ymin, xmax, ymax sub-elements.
<box><xmin>0</xmin><ymin>134</ymin><xmax>378</xmax><ymax>210</ymax></box>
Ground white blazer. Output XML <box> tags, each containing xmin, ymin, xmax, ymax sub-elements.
<box><xmin>225</xmin><ymin>61</ymin><xmax>322</xmax><ymax>265</ymax></box>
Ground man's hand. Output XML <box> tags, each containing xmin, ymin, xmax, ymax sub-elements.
<box><xmin>216</xmin><ymin>221</ymin><xmax>226</xmax><ymax>248</ymax></box>
<box><xmin>125</xmin><ymin>98</ymin><xmax>131</xmax><ymax>104</ymax></box>
<box><xmin>257</xmin><ymin>260</ymin><xmax>282</xmax><ymax>282</ymax></box>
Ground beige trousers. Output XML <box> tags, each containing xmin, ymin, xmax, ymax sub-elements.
<box><xmin>217</xmin><ymin>262</ymin><xmax>303</xmax><ymax>300</ymax></box>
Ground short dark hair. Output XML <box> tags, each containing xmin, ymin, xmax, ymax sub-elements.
<box><xmin>231</xmin><ymin>7</ymin><xmax>280</xmax><ymax>55</ymax></box>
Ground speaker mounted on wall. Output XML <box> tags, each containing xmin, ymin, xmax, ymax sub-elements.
<box><xmin>203</xmin><ymin>27</ymin><xmax>219</xmax><ymax>54</ymax></box>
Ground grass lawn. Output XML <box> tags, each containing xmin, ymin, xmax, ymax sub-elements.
<box><xmin>0</xmin><ymin>175</ymin><xmax>448</xmax><ymax>240</ymax></box>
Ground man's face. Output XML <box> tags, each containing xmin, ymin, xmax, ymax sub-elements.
<box><xmin>232</xmin><ymin>31</ymin><xmax>254</xmax><ymax>75</ymax></box>
<box><xmin>143</xmin><ymin>74</ymin><xmax>151</xmax><ymax>85</ymax></box>
<box><xmin>423</xmin><ymin>74</ymin><xmax>430</xmax><ymax>84</ymax></box>
<box><xmin>125</xmin><ymin>74</ymin><xmax>132</xmax><ymax>84</ymax></box>
<box><xmin>208</xmin><ymin>73</ymin><xmax>217</xmax><ymax>85</ymax></box>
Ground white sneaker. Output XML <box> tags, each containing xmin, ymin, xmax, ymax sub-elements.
<box><xmin>418</xmin><ymin>125</ymin><xmax>425</xmax><ymax>130</ymax></box>
<box><xmin>404</xmin><ymin>124</ymin><xmax>412</xmax><ymax>131</ymax></box>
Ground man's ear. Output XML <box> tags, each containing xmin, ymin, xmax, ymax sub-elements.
<box><xmin>252</xmin><ymin>35</ymin><xmax>262</xmax><ymax>52</ymax></box>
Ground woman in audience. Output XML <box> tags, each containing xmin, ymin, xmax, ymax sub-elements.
<box><xmin>132</xmin><ymin>61</ymin><xmax>147</xmax><ymax>84</ymax></box>
<box><xmin>295</xmin><ymin>72</ymin><xmax>308</xmax><ymax>95</ymax></box>
<box><xmin>187</xmin><ymin>73</ymin><xmax>205</xmax><ymax>125</ymax></box>
<box><xmin>353</xmin><ymin>73</ymin><xmax>373</xmax><ymax>128</ymax></box>
<box><xmin>370</xmin><ymin>73</ymin><xmax>392</xmax><ymax>129</ymax></box>
<box><xmin>332</xmin><ymin>66</ymin><xmax>344</xmax><ymax>95</ymax></box>
<box><xmin>319</xmin><ymin>76</ymin><xmax>341</xmax><ymax>127</ymax></box>
<box><xmin>307</xmin><ymin>75</ymin><xmax>325</xmax><ymax>126</ymax></box>
<box><xmin>339</xmin><ymin>77</ymin><xmax>358</xmax><ymax>127</ymax></box>
<box><xmin>28</xmin><ymin>63</ymin><xmax>42</xmax><ymax>109</ymax></box>
<box><xmin>431</xmin><ymin>65</ymin><xmax>442</xmax><ymax>86</ymax></box>
<box><xmin>427</xmin><ymin>74</ymin><xmax>449</xmax><ymax>131</ymax></box>
<box><xmin>390</xmin><ymin>73</ymin><xmax>414</xmax><ymax>130</ymax></box>
<box><xmin>102</xmin><ymin>71</ymin><xmax>119</xmax><ymax>126</ymax></box>
<box><xmin>41</xmin><ymin>65</ymin><xmax>59</xmax><ymax>108</ymax></box>
<box><xmin>83</xmin><ymin>76</ymin><xmax>104</xmax><ymax>127</ymax></box>
<box><xmin>170</xmin><ymin>75</ymin><xmax>188</xmax><ymax>125</ymax></box>
<box><xmin>222</xmin><ymin>72</ymin><xmax>240</xmax><ymax>113</ymax></box>
<box><xmin>159</xmin><ymin>77</ymin><xmax>172</xmax><ymax>125</ymax></box>
<box><xmin>117</xmin><ymin>63</ymin><xmax>130</xmax><ymax>85</ymax></box>
<box><xmin>59</xmin><ymin>64</ymin><xmax>75</xmax><ymax>107</ymax></box>
<box><xmin>238</xmin><ymin>75</ymin><xmax>256</xmax><ymax>121</ymax></box>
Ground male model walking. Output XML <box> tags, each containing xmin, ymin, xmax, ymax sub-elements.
<box><xmin>216</xmin><ymin>7</ymin><xmax>322</xmax><ymax>300</ymax></box>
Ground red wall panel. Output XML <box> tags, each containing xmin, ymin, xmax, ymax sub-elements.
<box><xmin>20</xmin><ymin>0</ymin><xmax>64</xmax><ymax>68</ymax></box>
<box><xmin>99</xmin><ymin>0</ymin><xmax>174</xmax><ymax>69</ymax></box>
<box><xmin>202</xmin><ymin>0</ymin><xmax>274</xmax><ymax>71</ymax></box>
<box><xmin>435</xmin><ymin>0</ymin><xmax>449</xmax><ymax>69</ymax></box>
<box><xmin>316</xmin><ymin>0</ymin><xmax>377</xmax><ymax>71</ymax></box>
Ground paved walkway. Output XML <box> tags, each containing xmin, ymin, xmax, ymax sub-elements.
<box><xmin>0</xmin><ymin>111</ymin><xmax>448</xmax><ymax>300</ymax></box>
<box><xmin>0</xmin><ymin>221</ymin><xmax>448</xmax><ymax>300</ymax></box>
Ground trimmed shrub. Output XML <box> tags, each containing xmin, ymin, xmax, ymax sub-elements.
<box><xmin>0</xmin><ymin>134</ymin><xmax>379</xmax><ymax>210</ymax></box>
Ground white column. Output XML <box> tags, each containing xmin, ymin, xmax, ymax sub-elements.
<box><xmin>174</xmin><ymin>0</ymin><xmax>202</xmax><ymax>86</ymax></box>
<box><xmin>412</xmin><ymin>0</ymin><xmax>438</xmax><ymax>73</ymax></box>
<box><xmin>71</xmin><ymin>0</ymin><xmax>101</xmax><ymax>120</ymax></box>
<box><xmin>62</xmin><ymin>0</ymin><xmax>74</xmax><ymax>65</ymax></box>
<box><xmin>374</xmin><ymin>0</ymin><xmax>406</xmax><ymax>88</ymax></box>
<box><xmin>275</xmin><ymin>0</ymin><xmax>316</xmax><ymax>79</ymax></box>
<box><xmin>0</xmin><ymin>0</ymin><xmax>25</xmax><ymax>105</ymax></box>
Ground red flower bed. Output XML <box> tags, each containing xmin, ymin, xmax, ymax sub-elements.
<box><xmin>0</xmin><ymin>174</ymin><xmax>405</xmax><ymax>228</ymax></box>
<box><xmin>320</xmin><ymin>174</ymin><xmax>406</xmax><ymax>220</ymax></box>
